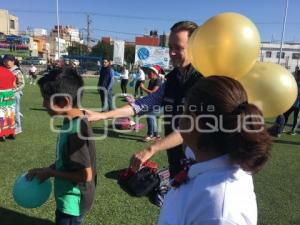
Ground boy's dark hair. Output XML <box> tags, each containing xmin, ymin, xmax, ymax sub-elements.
<box><xmin>170</xmin><ymin>21</ymin><xmax>198</xmax><ymax>37</ymax></box>
<box><xmin>38</xmin><ymin>67</ymin><xmax>84</xmax><ymax>107</ymax></box>
<box><xmin>3</xmin><ymin>54</ymin><xmax>15</xmax><ymax>62</ymax></box>
<box><xmin>186</xmin><ymin>76</ymin><xmax>272</xmax><ymax>174</ymax></box>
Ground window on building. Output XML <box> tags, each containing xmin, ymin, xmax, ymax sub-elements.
<box><xmin>10</xmin><ymin>20</ymin><xmax>15</xmax><ymax>29</ymax></box>
<box><xmin>292</xmin><ymin>53</ymin><xmax>300</xmax><ymax>60</ymax></box>
<box><xmin>265</xmin><ymin>51</ymin><xmax>272</xmax><ymax>58</ymax></box>
<box><xmin>276</xmin><ymin>52</ymin><xmax>285</xmax><ymax>59</ymax></box>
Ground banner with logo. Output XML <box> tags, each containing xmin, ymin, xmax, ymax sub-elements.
<box><xmin>135</xmin><ymin>45</ymin><xmax>170</xmax><ymax>69</ymax></box>
<box><xmin>113</xmin><ymin>40</ymin><xmax>125</xmax><ymax>65</ymax></box>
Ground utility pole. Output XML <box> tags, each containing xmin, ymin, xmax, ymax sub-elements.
<box><xmin>56</xmin><ymin>0</ymin><xmax>60</xmax><ymax>59</ymax></box>
<box><xmin>86</xmin><ymin>14</ymin><xmax>92</xmax><ymax>52</ymax></box>
<box><xmin>278</xmin><ymin>0</ymin><xmax>289</xmax><ymax>65</ymax></box>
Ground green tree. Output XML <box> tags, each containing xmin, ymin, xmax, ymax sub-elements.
<box><xmin>91</xmin><ymin>41</ymin><xmax>113</xmax><ymax>59</ymax></box>
<box><xmin>67</xmin><ymin>43</ymin><xmax>89</xmax><ymax>56</ymax></box>
<box><xmin>125</xmin><ymin>46</ymin><xmax>135</xmax><ymax>64</ymax></box>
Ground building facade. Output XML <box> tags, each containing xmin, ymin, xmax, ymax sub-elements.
<box><xmin>33</xmin><ymin>28</ymin><xmax>48</xmax><ymax>37</ymax></box>
<box><xmin>135</xmin><ymin>36</ymin><xmax>159</xmax><ymax>46</ymax></box>
<box><xmin>48</xmin><ymin>25</ymin><xmax>81</xmax><ymax>59</ymax></box>
<box><xmin>101</xmin><ymin>37</ymin><xmax>112</xmax><ymax>45</ymax></box>
<box><xmin>259</xmin><ymin>42</ymin><xmax>300</xmax><ymax>73</ymax></box>
<box><xmin>0</xmin><ymin>9</ymin><xmax>19</xmax><ymax>35</ymax></box>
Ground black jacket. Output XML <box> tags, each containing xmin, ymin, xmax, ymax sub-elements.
<box><xmin>163</xmin><ymin>64</ymin><xmax>203</xmax><ymax>135</ymax></box>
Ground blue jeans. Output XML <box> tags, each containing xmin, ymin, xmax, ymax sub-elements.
<box><xmin>55</xmin><ymin>210</ymin><xmax>84</xmax><ymax>225</ymax></box>
<box><xmin>15</xmin><ymin>92</ymin><xmax>22</xmax><ymax>134</ymax></box>
<box><xmin>147</xmin><ymin>110</ymin><xmax>159</xmax><ymax>136</ymax></box>
<box><xmin>99</xmin><ymin>89</ymin><xmax>114</xmax><ymax>111</ymax></box>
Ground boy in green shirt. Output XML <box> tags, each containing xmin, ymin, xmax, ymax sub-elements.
<box><xmin>27</xmin><ymin>67</ymin><xmax>97</xmax><ymax>225</ymax></box>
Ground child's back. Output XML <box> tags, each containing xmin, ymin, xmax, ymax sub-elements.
<box><xmin>55</xmin><ymin>116</ymin><xmax>96</xmax><ymax>217</ymax></box>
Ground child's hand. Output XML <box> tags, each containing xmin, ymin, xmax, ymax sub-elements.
<box><xmin>26</xmin><ymin>167</ymin><xmax>55</xmax><ymax>183</ymax></box>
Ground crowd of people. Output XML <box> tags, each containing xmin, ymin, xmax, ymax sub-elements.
<box><xmin>3</xmin><ymin>19</ymin><xmax>300</xmax><ymax>225</ymax></box>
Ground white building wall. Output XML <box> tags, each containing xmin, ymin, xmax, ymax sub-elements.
<box><xmin>259</xmin><ymin>42</ymin><xmax>300</xmax><ymax>73</ymax></box>
<box><xmin>67</xmin><ymin>27</ymin><xmax>80</xmax><ymax>43</ymax></box>
<box><xmin>33</xmin><ymin>28</ymin><xmax>48</xmax><ymax>37</ymax></box>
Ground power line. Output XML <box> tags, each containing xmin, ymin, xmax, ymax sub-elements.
<box><xmin>92</xmin><ymin>28</ymin><xmax>143</xmax><ymax>36</ymax></box>
<box><xmin>8</xmin><ymin>9</ymin><xmax>300</xmax><ymax>25</ymax></box>
<box><xmin>7</xmin><ymin>9</ymin><xmax>176</xmax><ymax>22</ymax></box>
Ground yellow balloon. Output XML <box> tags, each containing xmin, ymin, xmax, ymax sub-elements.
<box><xmin>188</xmin><ymin>12</ymin><xmax>261</xmax><ymax>78</ymax></box>
<box><xmin>239</xmin><ymin>62</ymin><xmax>298</xmax><ymax>118</ymax></box>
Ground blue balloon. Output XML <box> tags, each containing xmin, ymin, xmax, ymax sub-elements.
<box><xmin>13</xmin><ymin>173</ymin><xmax>52</xmax><ymax>208</ymax></box>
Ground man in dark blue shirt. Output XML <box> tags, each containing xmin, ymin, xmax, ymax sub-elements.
<box><xmin>97</xmin><ymin>58</ymin><xmax>114</xmax><ymax>111</ymax></box>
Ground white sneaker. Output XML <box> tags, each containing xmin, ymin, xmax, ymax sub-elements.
<box><xmin>15</xmin><ymin>130</ymin><xmax>22</xmax><ymax>135</ymax></box>
<box><xmin>289</xmin><ymin>131</ymin><xmax>296</xmax><ymax>135</ymax></box>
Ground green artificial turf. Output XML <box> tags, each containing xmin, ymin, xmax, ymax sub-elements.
<box><xmin>0</xmin><ymin>77</ymin><xmax>299</xmax><ymax>225</ymax></box>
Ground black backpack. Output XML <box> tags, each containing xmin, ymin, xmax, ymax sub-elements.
<box><xmin>126</xmin><ymin>167</ymin><xmax>160</xmax><ymax>197</ymax></box>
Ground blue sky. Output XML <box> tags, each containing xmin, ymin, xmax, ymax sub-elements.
<box><xmin>1</xmin><ymin>0</ymin><xmax>299</xmax><ymax>42</ymax></box>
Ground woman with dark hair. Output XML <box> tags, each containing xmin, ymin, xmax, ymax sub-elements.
<box><xmin>120</xmin><ymin>65</ymin><xmax>129</xmax><ymax>96</ymax></box>
<box><xmin>130</xmin><ymin>76</ymin><xmax>271</xmax><ymax>224</ymax></box>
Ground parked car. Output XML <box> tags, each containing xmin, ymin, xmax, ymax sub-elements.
<box><xmin>22</xmin><ymin>57</ymin><xmax>47</xmax><ymax>65</ymax></box>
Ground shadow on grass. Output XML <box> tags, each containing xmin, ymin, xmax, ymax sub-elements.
<box><xmin>29</xmin><ymin>107</ymin><xmax>47</xmax><ymax>111</ymax></box>
<box><xmin>0</xmin><ymin>207</ymin><xmax>54</xmax><ymax>225</ymax></box>
<box><xmin>105</xmin><ymin>169</ymin><xmax>137</xmax><ymax>197</ymax></box>
<box><xmin>105</xmin><ymin>169</ymin><xmax>121</xmax><ymax>180</ymax></box>
<box><xmin>273</xmin><ymin>139</ymin><xmax>300</xmax><ymax>145</ymax></box>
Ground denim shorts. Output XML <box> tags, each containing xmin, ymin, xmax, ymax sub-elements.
<box><xmin>55</xmin><ymin>210</ymin><xmax>84</xmax><ymax>225</ymax></box>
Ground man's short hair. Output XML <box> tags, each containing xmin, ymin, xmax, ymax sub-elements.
<box><xmin>38</xmin><ymin>67</ymin><xmax>83</xmax><ymax>107</ymax></box>
<box><xmin>170</xmin><ymin>21</ymin><xmax>198</xmax><ymax>37</ymax></box>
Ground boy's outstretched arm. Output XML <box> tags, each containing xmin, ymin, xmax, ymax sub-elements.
<box><xmin>129</xmin><ymin>130</ymin><xmax>183</xmax><ymax>171</ymax></box>
<box><xmin>85</xmin><ymin>83</ymin><xmax>166</xmax><ymax>122</ymax></box>
<box><xmin>84</xmin><ymin>104</ymin><xmax>135</xmax><ymax>122</ymax></box>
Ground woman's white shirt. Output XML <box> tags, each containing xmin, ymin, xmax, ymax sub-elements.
<box><xmin>120</xmin><ymin>69</ymin><xmax>129</xmax><ymax>80</ymax></box>
<box><xmin>136</xmin><ymin>68</ymin><xmax>145</xmax><ymax>81</ymax></box>
<box><xmin>158</xmin><ymin>154</ymin><xmax>257</xmax><ymax>225</ymax></box>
